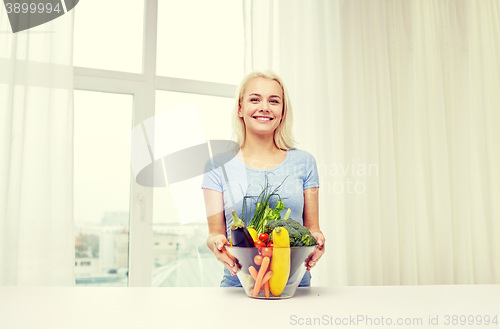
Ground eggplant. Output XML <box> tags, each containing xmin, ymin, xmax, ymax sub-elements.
<box><xmin>230</xmin><ymin>210</ymin><xmax>254</xmax><ymax>247</ymax></box>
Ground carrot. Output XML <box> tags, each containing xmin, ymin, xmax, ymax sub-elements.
<box><xmin>250</xmin><ymin>286</ymin><xmax>264</xmax><ymax>296</ymax></box>
<box><xmin>261</xmin><ymin>270</ymin><xmax>273</xmax><ymax>285</ymax></box>
<box><xmin>252</xmin><ymin>256</ymin><xmax>270</xmax><ymax>297</ymax></box>
<box><xmin>249</xmin><ymin>266</ymin><xmax>258</xmax><ymax>280</ymax></box>
<box><xmin>264</xmin><ymin>281</ymin><xmax>270</xmax><ymax>298</ymax></box>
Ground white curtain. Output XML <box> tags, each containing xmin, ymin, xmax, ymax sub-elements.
<box><xmin>243</xmin><ymin>0</ymin><xmax>500</xmax><ymax>286</ymax></box>
<box><xmin>0</xmin><ymin>11</ymin><xmax>75</xmax><ymax>285</ymax></box>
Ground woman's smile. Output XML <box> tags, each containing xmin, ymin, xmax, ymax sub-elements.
<box><xmin>253</xmin><ymin>116</ymin><xmax>274</xmax><ymax>123</ymax></box>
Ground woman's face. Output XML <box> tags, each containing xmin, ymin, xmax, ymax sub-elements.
<box><xmin>238</xmin><ymin>77</ymin><xmax>284</xmax><ymax>137</ymax></box>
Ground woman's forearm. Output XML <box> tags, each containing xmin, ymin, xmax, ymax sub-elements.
<box><xmin>203</xmin><ymin>189</ymin><xmax>227</xmax><ymax>252</ymax></box>
<box><xmin>303</xmin><ymin>187</ymin><xmax>321</xmax><ymax>232</ymax></box>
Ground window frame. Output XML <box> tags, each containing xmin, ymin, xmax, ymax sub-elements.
<box><xmin>73</xmin><ymin>0</ymin><xmax>237</xmax><ymax>286</ymax></box>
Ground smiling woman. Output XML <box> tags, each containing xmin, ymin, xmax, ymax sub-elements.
<box><xmin>202</xmin><ymin>71</ymin><xmax>326</xmax><ymax>288</ymax></box>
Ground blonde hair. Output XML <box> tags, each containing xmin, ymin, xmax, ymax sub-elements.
<box><xmin>231</xmin><ymin>70</ymin><xmax>296</xmax><ymax>150</ymax></box>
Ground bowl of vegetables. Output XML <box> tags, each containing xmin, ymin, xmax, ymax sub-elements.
<box><xmin>227</xmin><ymin>177</ymin><xmax>318</xmax><ymax>299</ymax></box>
<box><xmin>226</xmin><ymin>245</ymin><xmax>316</xmax><ymax>299</ymax></box>
<box><xmin>228</xmin><ymin>202</ymin><xmax>317</xmax><ymax>299</ymax></box>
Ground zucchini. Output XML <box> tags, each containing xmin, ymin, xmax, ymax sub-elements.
<box><xmin>269</xmin><ymin>227</ymin><xmax>290</xmax><ymax>296</ymax></box>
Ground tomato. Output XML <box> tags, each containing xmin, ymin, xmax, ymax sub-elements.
<box><xmin>258</xmin><ymin>233</ymin><xmax>269</xmax><ymax>243</ymax></box>
<box><xmin>260</xmin><ymin>247</ymin><xmax>273</xmax><ymax>258</ymax></box>
<box><xmin>267</xmin><ymin>242</ymin><xmax>273</xmax><ymax>247</ymax></box>
<box><xmin>254</xmin><ymin>240</ymin><xmax>266</xmax><ymax>248</ymax></box>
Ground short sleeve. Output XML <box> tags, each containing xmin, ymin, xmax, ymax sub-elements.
<box><xmin>303</xmin><ymin>153</ymin><xmax>319</xmax><ymax>190</ymax></box>
<box><xmin>201</xmin><ymin>157</ymin><xmax>223</xmax><ymax>192</ymax></box>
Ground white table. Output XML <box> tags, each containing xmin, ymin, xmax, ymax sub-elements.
<box><xmin>0</xmin><ymin>285</ymin><xmax>498</xmax><ymax>329</ymax></box>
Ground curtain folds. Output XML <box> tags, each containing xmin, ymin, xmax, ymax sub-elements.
<box><xmin>0</xmin><ymin>11</ymin><xmax>75</xmax><ymax>285</ymax></box>
<box><xmin>243</xmin><ymin>0</ymin><xmax>500</xmax><ymax>286</ymax></box>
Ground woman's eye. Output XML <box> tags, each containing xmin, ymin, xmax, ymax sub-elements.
<box><xmin>250</xmin><ymin>98</ymin><xmax>259</xmax><ymax>102</ymax></box>
<box><xmin>271</xmin><ymin>100</ymin><xmax>279</xmax><ymax>104</ymax></box>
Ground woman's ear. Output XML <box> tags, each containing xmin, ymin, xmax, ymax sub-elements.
<box><xmin>238</xmin><ymin>105</ymin><xmax>243</xmax><ymax>117</ymax></box>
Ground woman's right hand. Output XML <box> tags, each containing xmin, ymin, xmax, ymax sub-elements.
<box><xmin>203</xmin><ymin>189</ymin><xmax>241</xmax><ymax>276</ymax></box>
<box><xmin>212</xmin><ymin>234</ymin><xmax>241</xmax><ymax>276</ymax></box>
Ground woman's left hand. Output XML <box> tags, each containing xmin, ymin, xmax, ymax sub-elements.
<box><xmin>305</xmin><ymin>231</ymin><xmax>325</xmax><ymax>271</ymax></box>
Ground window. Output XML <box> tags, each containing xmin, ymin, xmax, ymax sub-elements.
<box><xmin>150</xmin><ymin>91</ymin><xmax>234</xmax><ymax>286</ymax></box>
<box><xmin>156</xmin><ymin>0</ymin><xmax>244</xmax><ymax>84</ymax></box>
<box><xmin>73</xmin><ymin>91</ymin><xmax>132</xmax><ymax>287</ymax></box>
<box><xmin>73</xmin><ymin>0</ymin><xmax>244</xmax><ymax>287</ymax></box>
<box><xmin>73</xmin><ymin>0</ymin><xmax>144</xmax><ymax>73</ymax></box>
